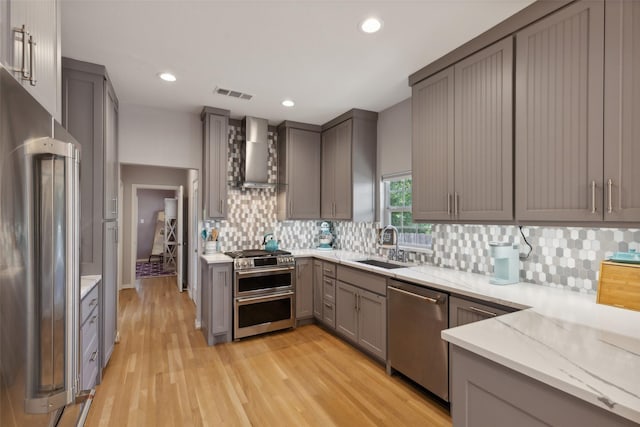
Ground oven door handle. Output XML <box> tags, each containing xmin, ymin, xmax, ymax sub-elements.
<box><xmin>236</xmin><ymin>291</ymin><xmax>294</xmax><ymax>304</ymax></box>
<box><xmin>235</xmin><ymin>266</ymin><xmax>295</xmax><ymax>276</ymax></box>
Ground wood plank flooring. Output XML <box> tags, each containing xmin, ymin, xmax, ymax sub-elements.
<box><xmin>86</xmin><ymin>276</ymin><xmax>452</xmax><ymax>427</ymax></box>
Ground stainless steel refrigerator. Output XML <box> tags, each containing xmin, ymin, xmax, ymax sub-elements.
<box><xmin>1</xmin><ymin>66</ymin><xmax>88</xmax><ymax>425</ymax></box>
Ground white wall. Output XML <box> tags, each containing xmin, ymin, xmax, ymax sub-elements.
<box><xmin>119</xmin><ymin>104</ymin><xmax>202</xmax><ymax>170</ymax></box>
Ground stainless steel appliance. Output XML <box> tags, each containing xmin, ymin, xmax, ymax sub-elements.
<box><xmin>1</xmin><ymin>66</ymin><xmax>88</xmax><ymax>425</ymax></box>
<box><xmin>241</xmin><ymin>116</ymin><xmax>274</xmax><ymax>189</ymax></box>
<box><xmin>387</xmin><ymin>279</ymin><xmax>449</xmax><ymax>402</ymax></box>
<box><xmin>225</xmin><ymin>249</ymin><xmax>296</xmax><ymax>339</ymax></box>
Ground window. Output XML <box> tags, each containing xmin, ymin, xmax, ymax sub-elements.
<box><xmin>383</xmin><ymin>175</ymin><xmax>432</xmax><ymax>249</ymax></box>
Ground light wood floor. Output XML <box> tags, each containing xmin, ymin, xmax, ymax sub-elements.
<box><xmin>86</xmin><ymin>276</ymin><xmax>452</xmax><ymax>427</ymax></box>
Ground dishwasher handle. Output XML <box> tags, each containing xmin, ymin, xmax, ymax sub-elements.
<box><xmin>388</xmin><ymin>286</ymin><xmax>442</xmax><ymax>304</ymax></box>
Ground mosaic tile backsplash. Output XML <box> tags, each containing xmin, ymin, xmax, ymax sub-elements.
<box><xmin>205</xmin><ymin>122</ymin><xmax>639</xmax><ymax>293</ymax></box>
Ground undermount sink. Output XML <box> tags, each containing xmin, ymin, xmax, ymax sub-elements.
<box><xmin>355</xmin><ymin>259</ymin><xmax>406</xmax><ymax>269</ymax></box>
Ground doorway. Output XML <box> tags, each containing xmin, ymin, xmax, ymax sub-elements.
<box><xmin>131</xmin><ymin>185</ymin><xmax>184</xmax><ymax>289</ymax></box>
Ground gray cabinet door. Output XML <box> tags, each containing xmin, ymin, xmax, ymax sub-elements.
<box><xmin>103</xmin><ymin>81</ymin><xmax>118</xmax><ymax>220</ymax></box>
<box><xmin>333</xmin><ymin>120</ymin><xmax>353</xmax><ymax>220</ymax></box>
<box><xmin>200</xmin><ymin>262</ymin><xmax>211</xmax><ymax>341</ymax></box>
<box><xmin>320</xmin><ymin>126</ymin><xmax>336</xmax><ymax>218</ymax></box>
<box><xmin>454</xmin><ymin>37</ymin><xmax>513</xmax><ymax>221</ymax></box>
<box><xmin>357</xmin><ymin>288</ymin><xmax>386</xmax><ymax>360</ymax></box>
<box><xmin>210</xmin><ymin>264</ymin><xmax>231</xmax><ymax>335</ymax></box>
<box><xmin>604</xmin><ymin>0</ymin><xmax>640</xmax><ymax>222</ymax></box>
<box><xmin>335</xmin><ymin>281</ymin><xmax>358</xmax><ymax>344</ymax></box>
<box><xmin>295</xmin><ymin>258</ymin><xmax>313</xmax><ymax>319</ymax></box>
<box><xmin>288</xmin><ymin>128</ymin><xmax>320</xmax><ymax>219</ymax></box>
<box><xmin>515</xmin><ymin>1</ymin><xmax>604</xmax><ymax>222</ymax></box>
<box><xmin>102</xmin><ymin>221</ymin><xmax>117</xmax><ymax>368</ymax></box>
<box><xmin>62</xmin><ymin>67</ymin><xmax>104</xmax><ymax>275</ymax></box>
<box><xmin>449</xmin><ymin>296</ymin><xmax>512</xmax><ymax>328</ymax></box>
<box><xmin>412</xmin><ymin>67</ymin><xmax>455</xmax><ymax>221</ymax></box>
<box><xmin>202</xmin><ymin>110</ymin><xmax>229</xmax><ymax>219</ymax></box>
<box><xmin>313</xmin><ymin>260</ymin><xmax>323</xmax><ymax>319</ymax></box>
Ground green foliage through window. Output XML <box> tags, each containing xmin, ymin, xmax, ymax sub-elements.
<box><xmin>383</xmin><ymin>176</ymin><xmax>432</xmax><ymax>248</ymax></box>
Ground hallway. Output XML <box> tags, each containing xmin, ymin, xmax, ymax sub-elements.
<box><xmin>86</xmin><ymin>276</ymin><xmax>451</xmax><ymax>426</ymax></box>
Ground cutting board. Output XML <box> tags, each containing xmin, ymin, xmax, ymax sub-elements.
<box><xmin>597</xmin><ymin>261</ymin><xmax>640</xmax><ymax>311</ymax></box>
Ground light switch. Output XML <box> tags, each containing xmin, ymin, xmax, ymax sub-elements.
<box><xmin>140</xmin><ymin>219</ymin><xmax>145</xmax><ymax>224</ymax></box>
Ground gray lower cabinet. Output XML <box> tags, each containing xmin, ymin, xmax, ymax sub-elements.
<box><xmin>451</xmin><ymin>345</ymin><xmax>636</xmax><ymax>427</ymax></box>
<box><xmin>312</xmin><ymin>260</ymin><xmax>323</xmax><ymax>320</ymax></box>
<box><xmin>200</xmin><ymin>260</ymin><xmax>232</xmax><ymax>345</ymax></box>
<box><xmin>335</xmin><ymin>266</ymin><xmax>387</xmax><ymax>361</ymax></box>
<box><xmin>515</xmin><ymin>0</ymin><xmax>605</xmax><ymax>222</ymax></box>
<box><xmin>80</xmin><ymin>283</ymin><xmax>100</xmax><ymax>391</ymax></box>
<box><xmin>604</xmin><ymin>0</ymin><xmax>640</xmax><ymax>222</ymax></box>
<box><xmin>320</xmin><ymin>110</ymin><xmax>377</xmax><ymax>222</ymax></box>
<box><xmin>449</xmin><ymin>295</ymin><xmax>514</xmax><ymax>328</ymax></box>
<box><xmin>201</xmin><ymin>107</ymin><xmax>229</xmax><ymax>219</ymax></box>
<box><xmin>412</xmin><ymin>37</ymin><xmax>513</xmax><ymax>222</ymax></box>
<box><xmin>295</xmin><ymin>258</ymin><xmax>313</xmax><ymax>321</ymax></box>
<box><xmin>277</xmin><ymin>122</ymin><xmax>321</xmax><ymax>220</ymax></box>
<box><xmin>102</xmin><ymin>221</ymin><xmax>117</xmax><ymax>368</ymax></box>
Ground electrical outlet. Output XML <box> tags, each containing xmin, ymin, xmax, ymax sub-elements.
<box><xmin>140</xmin><ymin>218</ymin><xmax>145</xmax><ymax>224</ymax></box>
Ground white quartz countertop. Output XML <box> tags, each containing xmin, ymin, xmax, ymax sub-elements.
<box><xmin>200</xmin><ymin>253</ymin><xmax>233</xmax><ymax>264</ymax></box>
<box><xmin>80</xmin><ymin>275</ymin><xmax>101</xmax><ymax>299</ymax></box>
<box><xmin>289</xmin><ymin>248</ymin><xmax>640</xmax><ymax>423</ymax></box>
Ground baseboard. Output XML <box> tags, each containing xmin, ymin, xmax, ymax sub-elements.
<box><xmin>194</xmin><ymin>319</ymin><xmax>201</xmax><ymax>330</ymax></box>
<box><xmin>136</xmin><ymin>258</ymin><xmax>148</xmax><ymax>262</ymax></box>
<box><xmin>120</xmin><ymin>283</ymin><xmax>134</xmax><ymax>289</ymax></box>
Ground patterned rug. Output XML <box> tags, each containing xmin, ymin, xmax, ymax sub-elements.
<box><xmin>136</xmin><ymin>261</ymin><xmax>175</xmax><ymax>279</ymax></box>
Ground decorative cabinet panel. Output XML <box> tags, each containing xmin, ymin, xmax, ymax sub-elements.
<box><xmin>321</xmin><ymin>110</ymin><xmax>377</xmax><ymax>222</ymax></box>
<box><xmin>412</xmin><ymin>38</ymin><xmax>513</xmax><ymax>222</ymax></box>
<box><xmin>313</xmin><ymin>260</ymin><xmax>323</xmax><ymax>320</ymax></box>
<box><xmin>200</xmin><ymin>260</ymin><xmax>232</xmax><ymax>345</ymax></box>
<box><xmin>277</xmin><ymin>122</ymin><xmax>321</xmax><ymax>220</ymax></box>
<box><xmin>604</xmin><ymin>0</ymin><xmax>640</xmax><ymax>222</ymax></box>
<box><xmin>316</xmin><ymin>261</ymin><xmax>337</xmax><ymax>329</ymax></box>
<box><xmin>201</xmin><ymin>107</ymin><xmax>229</xmax><ymax>219</ymax></box>
<box><xmin>102</xmin><ymin>221</ymin><xmax>117</xmax><ymax>368</ymax></box>
<box><xmin>295</xmin><ymin>258</ymin><xmax>313</xmax><ymax>320</ymax></box>
<box><xmin>356</xmin><ymin>288</ymin><xmax>386</xmax><ymax>359</ymax></box>
<box><xmin>80</xmin><ymin>283</ymin><xmax>100</xmax><ymax>390</ymax></box>
<box><xmin>0</xmin><ymin>0</ymin><xmax>60</xmax><ymax>119</ymax></box>
<box><xmin>515</xmin><ymin>0</ymin><xmax>605</xmax><ymax>222</ymax></box>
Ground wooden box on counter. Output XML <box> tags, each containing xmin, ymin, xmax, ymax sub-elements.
<box><xmin>597</xmin><ymin>261</ymin><xmax>640</xmax><ymax>311</ymax></box>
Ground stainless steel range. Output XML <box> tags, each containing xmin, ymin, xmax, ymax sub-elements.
<box><xmin>225</xmin><ymin>249</ymin><xmax>296</xmax><ymax>339</ymax></box>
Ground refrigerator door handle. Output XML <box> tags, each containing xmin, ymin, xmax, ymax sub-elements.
<box><xmin>23</xmin><ymin>137</ymin><xmax>80</xmax><ymax>414</ymax></box>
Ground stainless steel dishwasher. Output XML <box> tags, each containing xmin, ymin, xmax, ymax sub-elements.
<box><xmin>387</xmin><ymin>279</ymin><xmax>449</xmax><ymax>402</ymax></box>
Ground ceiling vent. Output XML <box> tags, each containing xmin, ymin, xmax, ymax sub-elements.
<box><xmin>214</xmin><ymin>87</ymin><xmax>253</xmax><ymax>100</ymax></box>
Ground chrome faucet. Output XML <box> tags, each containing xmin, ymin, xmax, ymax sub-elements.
<box><xmin>380</xmin><ymin>224</ymin><xmax>400</xmax><ymax>261</ymax></box>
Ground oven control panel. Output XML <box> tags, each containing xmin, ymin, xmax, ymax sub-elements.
<box><xmin>234</xmin><ymin>255</ymin><xmax>295</xmax><ymax>271</ymax></box>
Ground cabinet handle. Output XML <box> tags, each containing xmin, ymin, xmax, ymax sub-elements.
<box><xmin>607</xmin><ymin>179</ymin><xmax>613</xmax><ymax>214</ymax></box>
<box><xmin>388</xmin><ymin>286</ymin><xmax>439</xmax><ymax>304</ymax></box>
<box><xmin>90</xmin><ymin>315</ymin><xmax>97</xmax><ymax>324</ymax></box>
<box><xmin>14</xmin><ymin>25</ymin><xmax>30</xmax><ymax>79</ymax></box>
<box><xmin>289</xmin><ymin>199</ymin><xmax>292</xmax><ymax>216</ymax></box>
<box><xmin>89</xmin><ymin>351</ymin><xmax>98</xmax><ymax>362</ymax></box>
<box><xmin>454</xmin><ymin>192</ymin><xmax>459</xmax><ymax>217</ymax></box>
<box><xmin>28</xmin><ymin>35</ymin><xmax>36</xmax><ymax>86</ymax></box>
<box><xmin>112</xmin><ymin>198</ymin><xmax>118</xmax><ymax>215</ymax></box>
<box><xmin>324</xmin><ymin>302</ymin><xmax>332</xmax><ymax>308</ymax></box>
<box><xmin>219</xmin><ymin>199</ymin><xmax>223</xmax><ymax>215</ymax></box>
<box><xmin>447</xmin><ymin>193</ymin><xmax>452</xmax><ymax>216</ymax></box>
<box><xmin>591</xmin><ymin>180</ymin><xmax>597</xmax><ymax>214</ymax></box>
<box><xmin>468</xmin><ymin>306</ymin><xmax>498</xmax><ymax>318</ymax></box>
<box><xmin>88</xmin><ymin>298</ymin><xmax>97</xmax><ymax>307</ymax></box>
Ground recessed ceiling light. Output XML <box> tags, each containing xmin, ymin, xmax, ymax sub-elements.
<box><xmin>159</xmin><ymin>72</ymin><xmax>176</xmax><ymax>82</ymax></box>
<box><xmin>282</xmin><ymin>99</ymin><xmax>295</xmax><ymax>107</ymax></box>
<box><xmin>360</xmin><ymin>17</ymin><xmax>383</xmax><ymax>34</ymax></box>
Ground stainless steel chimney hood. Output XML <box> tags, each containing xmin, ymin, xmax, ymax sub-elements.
<box><xmin>242</xmin><ymin>116</ymin><xmax>274</xmax><ymax>188</ymax></box>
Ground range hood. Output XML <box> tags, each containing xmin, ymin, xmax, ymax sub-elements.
<box><xmin>242</xmin><ymin>116</ymin><xmax>274</xmax><ymax>188</ymax></box>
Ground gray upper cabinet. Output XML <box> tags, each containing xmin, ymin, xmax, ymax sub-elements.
<box><xmin>321</xmin><ymin>110</ymin><xmax>377</xmax><ymax>222</ymax></box>
<box><xmin>277</xmin><ymin>122</ymin><xmax>321</xmax><ymax>220</ymax></box>
<box><xmin>454</xmin><ymin>38</ymin><xmax>513</xmax><ymax>221</ymax></box>
<box><xmin>0</xmin><ymin>0</ymin><xmax>60</xmax><ymax>120</ymax></box>
<box><xmin>515</xmin><ymin>0</ymin><xmax>605</xmax><ymax>222</ymax></box>
<box><xmin>412</xmin><ymin>38</ymin><xmax>513</xmax><ymax>222</ymax></box>
<box><xmin>295</xmin><ymin>258</ymin><xmax>313</xmax><ymax>320</ymax></box>
<box><xmin>104</xmin><ymin>82</ymin><xmax>119</xmax><ymax>220</ymax></box>
<box><xmin>412</xmin><ymin>68</ymin><xmax>454</xmax><ymax>221</ymax></box>
<box><xmin>604</xmin><ymin>0</ymin><xmax>640</xmax><ymax>222</ymax></box>
<box><xmin>201</xmin><ymin>107</ymin><xmax>229</xmax><ymax>219</ymax></box>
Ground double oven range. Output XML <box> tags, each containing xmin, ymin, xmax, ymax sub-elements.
<box><xmin>225</xmin><ymin>249</ymin><xmax>296</xmax><ymax>340</ymax></box>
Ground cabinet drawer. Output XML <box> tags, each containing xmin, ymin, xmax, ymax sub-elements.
<box><xmin>81</xmin><ymin>309</ymin><xmax>99</xmax><ymax>362</ymax></box>
<box><xmin>80</xmin><ymin>285</ymin><xmax>99</xmax><ymax>325</ymax></box>
<box><xmin>322</xmin><ymin>262</ymin><xmax>337</xmax><ymax>278</ymax></box>
<box><xmin>597</xmin><ymin>261</ymin><xmax>640</xmax><ymax>311</ymax></box>
<box><xmin>337</xmin><ymin>265</ymin><xmax>387</xmax><ymax>296</ymax></box>
<box><xmin>323</xmin><ymin>300</ymin><xmax>335</xmax><ymax>329</ymax></box>
<box><xmin>449</xmin><ymin>295</ymin><xmax>513</xmax><ymax>328</ymax></box>
<box><xmin>323</xmin><ymin>277</ymin><xmax>336</xmax><ymax>302</ymax></box>
<box><xmin>81</xmin><ymin>339</ymin><xmax>99</xmax><ymax>391</ymax></box>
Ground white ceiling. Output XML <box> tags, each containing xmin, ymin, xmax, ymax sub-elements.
<box><xmin>61</xmin><ymin>0</ymin><xmax>535</xmax><ymax>125</ymax></box>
